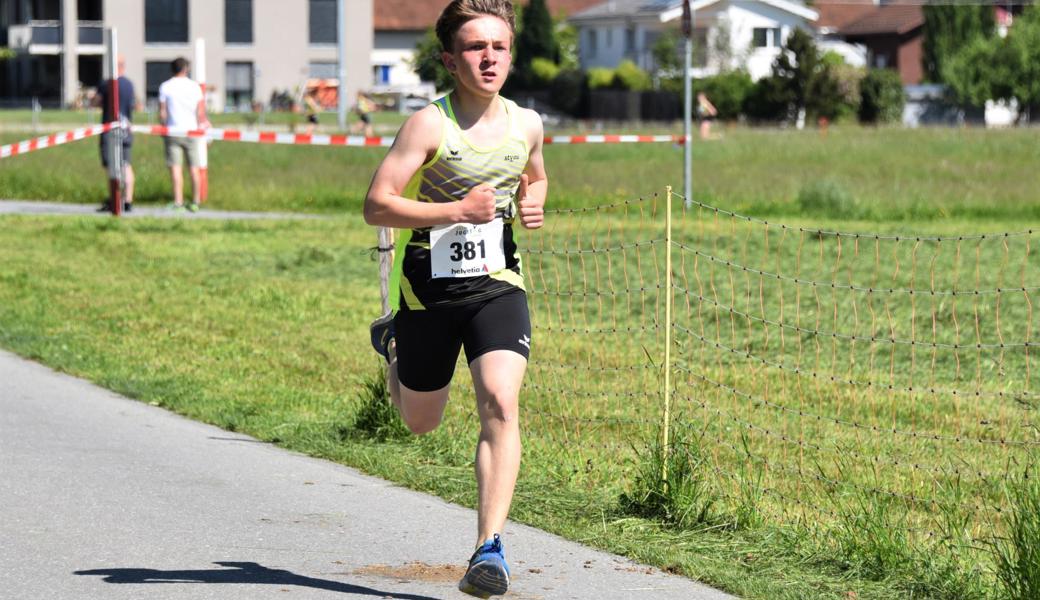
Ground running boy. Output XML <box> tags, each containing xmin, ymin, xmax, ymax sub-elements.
<box><xmin>362</xmin><ymin>1</ymin><xmax>547</xmax><ymax>597</ymax></box>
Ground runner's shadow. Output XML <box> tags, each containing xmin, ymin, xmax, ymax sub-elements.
<box><xmin>75</xmin><ymin>561</ymin><xmax>442</xmax><ymax>599</ymax></box>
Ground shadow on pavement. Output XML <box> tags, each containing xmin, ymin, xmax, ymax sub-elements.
<box><xmin>75</xmin><ymin>561</ymin><xmax>444</xmax><ymax>599</ymax></box>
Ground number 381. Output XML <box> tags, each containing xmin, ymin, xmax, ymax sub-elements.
<box><xmin>449</xmin><ymin>240</ymin><xmax>486</xmax><ymax>261</ymax></box>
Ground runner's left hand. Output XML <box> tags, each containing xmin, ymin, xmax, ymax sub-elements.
<box><xmin>518</xmin><ymin>174</ymin><xmax>543</xmax><ymax>230</ymax></box>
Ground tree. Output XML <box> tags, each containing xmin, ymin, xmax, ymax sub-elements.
<box><xmin>922</xmin><ymin>5</ymin><xmax>996</xmax><ymax>84</ymax></box>
<box><xmin>1000</xmin><ymin>5</ymin><xmax>1040</xmax><ymax>119</ymax></box>
<box><xmin>943</xmin><ymin>36</ymin><xmax>999</xmax><ymax>107</ymax></box>
<box><xmin>767</xmin><ymin>28</ymin><xmax>842</xmax><ymax>123</ymax></box>
<box><xmin>514</xmin><ymin>0</ymin><xmax>558</xmax><ymax>89</ymax></box>
<box><xmin>411</xmin><ymin>29</ymin><xmax>454</xmax><ymax>92</ymax></box>
<box><xmin>858</xmin><ymin>68</ymin><xmax>905</xmax><ymax>124</ymax></box>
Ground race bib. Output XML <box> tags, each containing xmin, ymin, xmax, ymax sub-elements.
<box><xmin>429</xmin><ymin>218</ymin><xmax>505</xmax><ymax>279</ymax></box>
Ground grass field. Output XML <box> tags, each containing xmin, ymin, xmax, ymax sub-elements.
<box><xmin>2</xmin><ymin>122</ymin><xmax>1039</xmax><ymax>599</ymax></box>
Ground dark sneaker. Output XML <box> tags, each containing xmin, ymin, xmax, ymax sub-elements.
<box><xmin>96</xmin><ymin>202</ymin><xmax>113</xmax><ymax>213</ymax></box>
<box><xmin>123</xmin><ymin>202</ymin><xmax>133</xmax><ymax>213</ymax></box>
<box><xmin>369</xmin><ymin>311</ymin><xmax>394</xmax><ymax>362</ymax></box>
<box><xmin>458</xmin><ymin>534</ymin><xmax>510</xmax><ymax>598</ymax></box>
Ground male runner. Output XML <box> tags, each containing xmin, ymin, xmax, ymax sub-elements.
<box><xmin>362</xmin><ymin>1</ymin><xmax>547</xmax><ymax>597</ymax></box>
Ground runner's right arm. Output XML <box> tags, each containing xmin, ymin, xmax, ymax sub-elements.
<box><xmin>364</xmin><ymin>105</ymin><xmax>496</xmax><ymax>229</ymax></box>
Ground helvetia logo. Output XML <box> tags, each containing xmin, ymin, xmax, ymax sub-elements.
<box><xmin>504</xmin><ymin>154</ymin><xmax>521</xmax><ymax>162</ymax></box>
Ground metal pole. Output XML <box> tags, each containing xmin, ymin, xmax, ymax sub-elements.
<box><xmin>662</xmin><ymin>185</ymin><xmax>674</xmax><ymax>485</ymax></box>
<box><xmin>378</xmin><ymin>227</ymin><xmax>395</xmax><ymax>315</ymax></box>
<box><xmin>682</xmin><ymin>0</ymin><xmax>693</xmax><ymax>209</ymax></box>
<box><xmin>104</xmin><ymin>27</ymin><xmax>122</xmax><ymax>217</ymax></box>
<box><xmin>337</xmin><ymin>0</ymin><xmax>348</xmax><ymax>131</ymax></box>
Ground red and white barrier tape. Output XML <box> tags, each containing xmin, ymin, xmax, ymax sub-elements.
<box><xmin>0</xmin><ymin>122</ymin><xmax>116</xmax><ymax>159</ymax></box>
<box><xmin>131</xmin><ymin>126</ymin><xmax>685</xmax><ymax>147</ymax></box>
<box><xmin>1</xmin><ymin>123</ymin><xmax>685</xmax><ymax>160</ymax></box>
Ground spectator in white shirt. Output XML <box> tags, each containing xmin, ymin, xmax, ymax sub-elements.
<box><xmin>159</xmin><ymin>57</ymin><xmax>209</xmax><ymax>212</ymax></box>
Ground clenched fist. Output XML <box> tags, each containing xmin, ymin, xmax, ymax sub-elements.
<box><xmin>517</xmin><ymin>174</ymin><xmax>544</xmax><ymax>230</ymax></box>
<box><xmin>458</xmin><ymin>183</ymin><xmax>497</xmax><ymax>224</ymax></box>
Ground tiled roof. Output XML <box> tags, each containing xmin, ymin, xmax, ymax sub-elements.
<box><xmin>375</xmin><ymin>0</ymin><xmax>604</xmax><ymax>31</ymax></box>
<box><xmin>840</xmin><ymin>4</ymin><xmax>924</xmax><ymax>36</ymax></box>
<box><xmin>812</xmin><ymin>0</ymin><xmax>877</xmax><ymax>32</ymax></box>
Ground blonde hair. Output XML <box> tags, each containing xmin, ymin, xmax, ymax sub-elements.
<box><xmin>435</xmin><ymin>0</ymin><xmax>516</xmax><ymax>51</ymax></box>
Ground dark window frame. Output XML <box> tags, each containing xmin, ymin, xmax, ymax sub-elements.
<box><xmin>225</xmin><ymin>0</ymin><xmax>253</xmax><ymax>44</ymax></box>
<box><xmin>309</xmin><ymin>0</ymin><xmax>337</xmax><ymax>44</ymax></box>
<box><xmin>145</xmin><ymin>0</ymin><xmax>189</xmax><ymax>43</ymax></box>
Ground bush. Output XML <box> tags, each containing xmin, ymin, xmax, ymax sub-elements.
<box><xmin>612</xmin><ymin>60</ymin><xmax>652</xmax><ymax>91</ymax></box>
<box><xmin>530</xmin><ymin>57</ymin><xmax>561</xmax><ymax>88</ymax></box>
<box><xmin>694</xmin><ymin>71</ymin><xmax>754</xmax><ymax>120</ymax></box>
<box><xmin>859</xmin><ymin>68</ymin><xmax>905</xmax><ymax>124</ymax></box>
<box><xmin>797</xmin><ymin>179</ymin><xmax>862</xmax><ymax>219</ymax></box>
<box><xmin>993</xmin><ymin>470</ymin><xmax>1040</xmax><ymax>600</ymax></box>
<box><xmin>743</xmin><ymin>74</ymin><xmax>794</xmax><ymax>122</ymax></box>
<box><xmin>587</xmin><ymin>67</ymin><xmax>615</xmax><ymax>90</ymax></box>
<box><xmin>549</xmin><ymin>68</ymin><xmax>588</xmax><ymax>117</ymax></box>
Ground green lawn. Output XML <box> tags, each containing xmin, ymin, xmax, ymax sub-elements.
<box><xmin>2</xmin><ymin>126</ymin><xmax>1039</xmax><ymax>599</ymax></box>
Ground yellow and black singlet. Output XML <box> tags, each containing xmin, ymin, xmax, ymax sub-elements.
<box><xmin>389</xmin><ymin>95</ymin><xmax>528</xmax><ymax>310</ymax></box>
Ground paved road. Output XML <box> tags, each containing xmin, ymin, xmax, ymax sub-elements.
<box><xmin>0</xmin><ymin>199</ymin><xmax>321</xmax><ymax>220</ymax></box>
<box><xmin>0</xmin><ymin>350</ymin><xmax>735</xmax><ymax>600</ymax></box>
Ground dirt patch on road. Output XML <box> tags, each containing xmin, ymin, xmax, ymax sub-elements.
<box><xmin>353</xmin><ymin>561</ymin><xmax>465</xmax><ymax>583</ymax></box>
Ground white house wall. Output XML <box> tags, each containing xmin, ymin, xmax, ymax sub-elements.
<box><xmin>725</xmin><ymin>1</ymin><xmax>807</xmax><ymax>81</ymax></box>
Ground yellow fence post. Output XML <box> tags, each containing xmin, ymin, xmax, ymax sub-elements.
<box><xmin>663</xmin><ymin>186</ymin><xmax>673</xmax><ymax>486</ymax></box>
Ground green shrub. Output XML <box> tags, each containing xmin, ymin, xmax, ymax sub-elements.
<box><xmin>549</xmin><ymin>68</ymin><xmax>588</xmax><ymax>116</ymax></box>
<box><xmin>619</xmin><ymin>426</ymin><xmax>718</xmax><ymax>529</ymax></box>
<box><xmin>797</xmin><ymin>179</ymin><xmax>861</xmax><ymax>219</ymax></box>
<box><xmin>612</xmin><ymin>60</ymin><xmax>652</xmax><ymax>91</ymax></box>
<box><xmin>993</xmin><ymin>469</ymin><xmax>1040</xmax><ymax>600</ymax></box>
<box><xmin>859</xmin><ymin>68</ymin><xmax>905</xmax><ymax>124</ymax></box>
<box><xmin>587</xmin><ymin>67</ymin><xmax>615</xmax><ymax>90</ymax></box>
<box><xmin>531</xmin><ymin>57</ymin><xmax>561</xmax><ymax>88</ymax></box>
<box><xmin>694</xmin><ymin>71</ymin><xmax>754</xmax><ymax>120</ymax></box>
<box><xmin>352</xmin><ymin>369</ymin><xmax>410</xmax><ymax>441</ymax></box>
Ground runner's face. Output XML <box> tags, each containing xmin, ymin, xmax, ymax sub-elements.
<box><xmin>443</xmin><ymin>16</ymin><xmax>512</xmax><ymax>97</ymax></box>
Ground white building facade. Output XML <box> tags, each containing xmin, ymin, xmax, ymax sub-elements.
<box><xmin>570</xmin><ymin>0</ymin><xmax>820</xmax><ymax>81</ymax></box>
<box><xmin>1</xmin><ymin>0</ymin><xmax>373</xmax><ymax>111</ymax></box>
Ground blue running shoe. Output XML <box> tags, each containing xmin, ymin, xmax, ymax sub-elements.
<box><xmin>369</xmin><ymin>310</ymin><xmax>394</xmax><ymax>362</ymax></box>
<box><xmin>458</xmin><ymin>534</ymin><xmax>510</xmax><ymax>598</ymax></box>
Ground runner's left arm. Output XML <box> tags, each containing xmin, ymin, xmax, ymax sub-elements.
<box><xmin>518</xmin><ymin>110</ymin><xmax>547</xmax><ymax>230</ymax></box>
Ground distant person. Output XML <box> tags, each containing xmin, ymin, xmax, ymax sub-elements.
<box><xmin>159</xmin><ymin>57</ymin><xmax>209</xmax><ymax>212</ymax></box>
<box><xmin>697</xmin><ymin>92</ymin><xmax>719</xmax><ymax>140</ymax></box>
<box><xmin>303</xmin><ymin>88</ymin><xmax>321</xmax><ymax>135</ymax></box>
<box><xmin>94</xmin><ymin>55</ymin><xmax>137</xmax><ymax>213</ymax></box>
<box><xmin>350</xmin><ymin>91</ymin><xmax>376</xmax><ymax>137</ymax></box>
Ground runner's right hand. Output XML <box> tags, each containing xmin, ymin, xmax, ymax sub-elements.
<box><xmin>458</xmin><ymin>184</ymin><xmax>497</xmax><ymax>224</ymax></box>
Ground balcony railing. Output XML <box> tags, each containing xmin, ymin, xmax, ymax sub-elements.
<box><xmin>6</xmin><ymin>20</ymin><xmax>107</xmax><ymax>52</ymax></box>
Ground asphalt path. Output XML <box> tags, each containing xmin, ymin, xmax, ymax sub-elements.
<box><xmin>0</xmin><ymin>349</ymin><xmax>736</xmax><ymax>600</ymax></box>
<box><xmin>0</xmin><ymin>199</ymin><xmax>320</xmax><ymax>220</ymax></box>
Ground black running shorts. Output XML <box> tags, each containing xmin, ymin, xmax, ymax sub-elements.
<box><xmin>394</xmin><ymin>289</ymin><xmax>531</xmax><ymax>392</ymax></box>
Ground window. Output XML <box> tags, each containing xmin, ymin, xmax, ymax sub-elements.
<box><xmin>226</xmin><ymin>62</ymin><xmax>254</xmax><ymax>110</ymax></box>
<box><xmin>309</xmin><ymin>61</ymin><xmax>337</xmax><ymax>79</ymax></box>
<box><xmin>145</xmin><ymin>0</ymin><xmax>188</xmax><ymax>43</ymax></box>
<box><xmin>586</xmin><ymin>29</ymin><xmax>598</xmax><ymax>58</ymax></box>
<box><xmin>625</xmin><ymin>26</ymin><xmax>636</xmax><ymax>55</ymax></box>
<box><xmin>309</xmin><ymin>0</ymin><xmax>337</xmax><ymax>44</ymax></box>
<box><xmin>606</xmin><ymin>28</ymin><xmax>613</xmax><ymax>48</ymax></box>
<box><xmin>145</xmin><ymin>60</ymin><xmax>171</xmax><ymax>100</ymax></box>
<box><xmin>373</xmin><ymin>64</ymin><xmax>391</xmax><ymax>86</ymax></box>
<box><xmin>225</xmin><ymin>0</ymin><xmax>252</xmax><ymax>44</ymax></box>
<box><xmin>752</xmin><ymin>27</ymin><xmax>780</xmax><ymax>48</ymax></box>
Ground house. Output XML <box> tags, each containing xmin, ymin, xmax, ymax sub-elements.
<box><xmin>838</xmin><ymin>2</ymin><xmax>924</xmax><ymax>84</ymax></box>
<box><xmin>568</xmin><ymin>0</ymin><xmax>819</xmax><ymax>81</ymax></box>
<box><xmin>0</xmin><ymin>0</ymin><xmax>373</xmax><ymax>111</ymax></box>
<box><xmin>373</xmin><ymin>0</ymin><xmax>603</xmax><ymax>98</ymax></box>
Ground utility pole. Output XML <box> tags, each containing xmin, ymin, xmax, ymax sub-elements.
<box><xmin>337</xmin><ymin>0</ymin><xmax>348</xmax><ymax>130</ymax></box>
